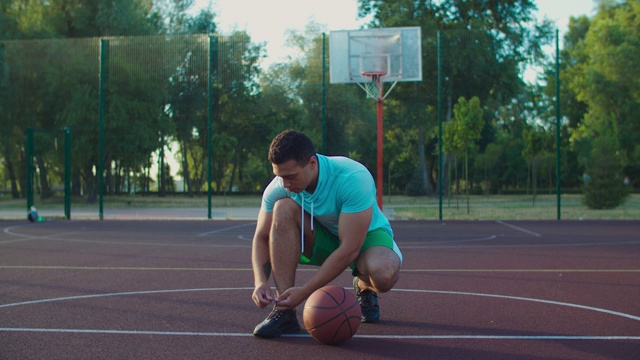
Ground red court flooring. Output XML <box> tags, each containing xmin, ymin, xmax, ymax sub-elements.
<box><xmin>1</xmin><ymin>219</ymin><xmax>639</xmax><ymax>359</ymax></box>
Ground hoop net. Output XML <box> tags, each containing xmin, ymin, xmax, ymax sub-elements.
<box><xmin>358</xmin><ymin>71</ymin><xmax>398</xmax><ymax>101</ymax></box>
<box><xmin>358</xmin><ymin>71</ymin><xmax>385</xmax><ymax>99</ymax></box>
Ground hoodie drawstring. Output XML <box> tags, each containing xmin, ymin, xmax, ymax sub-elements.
<box><xmin>300</xmin><ymin>193</ymin><xmax>314</xmax><ymax>254</ymax></box>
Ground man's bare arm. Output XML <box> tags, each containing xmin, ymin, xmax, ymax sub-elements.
<box><xmin>251</xmin><ymin>208</ymin><xmax>275</xmax><ymax>307</ymax></box>
<box><xmin>278</xmin><ymin>207</ymin><xmax>372</xmax><ymax>308</ymax></box>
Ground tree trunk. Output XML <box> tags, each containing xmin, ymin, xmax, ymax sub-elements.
<box><xmin>465</xmin><ymin>148</ymin><xmax>470</xmax><ymax>214</ymax></box>
<box><xmin>36</xmin><ymin>156</ymin><xmax>53</xmax><ymax>199</ymax></box>
<box><xmin>72</xmin><ymin>167</ymin><xmax>82</xmax><ymax>196</ymax></box>
<box><xmin>228</xmin><ymin>150</ymin><xmax>238</xmax><ymax>193</ymax></box>
<box><xmin>6</xmin><ymin>159</ymin><xmax>21</xmax><ymax>199</ymax></box>
<box><xmin>181</xmin><ymin>134</ymin><xmax>193</xmax><ymax>196</ymax></box>
<box><xmin>84</xmin><ymin>161</ymin><xmax>97</xmax><ymax>203</ymax></box>
<box><xmin>158</xmin><ymin>146</ymin><xmax>166</xmax><ymax>197</ymax></box>
<box><xmin>532</xmin><ymin>159</ymin><xmax>537</xmax><ymax>206</ymax></box>
<box><xmin>417</xmin><ymin>123</ymin><xmax>435</xmax><ymax>195</ymax></box>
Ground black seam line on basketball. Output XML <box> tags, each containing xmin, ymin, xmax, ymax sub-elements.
<box><xmin>306</xmin><ymin>290</ymin><xmax>355</xmax><ymax>331</ymax></box>
<box><xmin>329</xmin><ymin>318</ymin><xmax>349</xmax><ymax>344</ymax></box>
<box><xmin>308</xmin><ymin>312</ymin><xmax>348</xmax><ymax>330</ymax></box>
<box><xmin>323</xmin><ymin>287</ymin><xmax>347</xmax><ymax>306</ymax></box>
<box><xmin>307</xmin><ymin>311</ymin><xmax>359</xmax><ymax>335</ymax></box>
<box><xmin>305</xmin><ymin>302</ymin><xmax>359</xmax><ymax>314</ymax></box>
<box><xmin>306</xmin><ymin>293</ymin><xmax>348</xmax><ymax>329</ymax></box>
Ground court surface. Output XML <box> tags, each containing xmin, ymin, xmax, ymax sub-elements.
<box><xmin>1</xmin><ymin>219</ymin><xmax>639</xmax><ymax>359</ymax></box>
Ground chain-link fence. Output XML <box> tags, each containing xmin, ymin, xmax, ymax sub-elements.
<box><xmin>0</xmin><ymin>32</ymin><xmax>637</xmax><ymax>220</ymax></box>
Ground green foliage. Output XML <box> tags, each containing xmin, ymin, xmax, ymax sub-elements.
<box><xmin>566</xmin><ymin>0</ymin><xmax>640</xmax><ymax>187</ymax></box>
<box><xmin>522</xmin><ymin>125</ymin><xmax>553</xmax><ymax>201</ymax></box>
<box><xmin>444</xmin><ymin>96</ymin><xmax>483</xmax><ymax>211</ymax></box>
<box><xmin>0</xmin><ymin>0</ymin><xmax>637</xmax><ymax>215</ymax></box>
<box><xmin>357</xmin><ymin>0</ymin><xmax>553</xmax><ymax>196</ymax></box>
<box><xmin>583</xmin><ymin>125</ymin><xmax>628</xmax><ymax>209</ymax></box>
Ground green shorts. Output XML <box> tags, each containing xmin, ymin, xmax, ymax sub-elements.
<box><xmin>299</xmin><ymin>222</ymin><xmax>396</xmax><ymax>269</ymax></box>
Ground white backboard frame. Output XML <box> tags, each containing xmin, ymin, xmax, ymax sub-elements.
<box><xmin>329</xmin><ymin>27</ymin><xmax>422</xmax><ymax>84</ymax></box>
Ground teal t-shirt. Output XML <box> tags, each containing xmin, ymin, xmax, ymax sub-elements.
<box><xmin>261</xmin><ymin>154</ymin><xmax>393</xmax><ymax>238</ymax></box>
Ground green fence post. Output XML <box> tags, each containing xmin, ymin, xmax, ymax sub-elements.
<box><xmin>207</xmin><ymin>35</ymin><xmax>218</xmax><ymax>219</ymax></box>
<box><xmin>0</xmin><ymin>43</ymin><xmax>4</xmax><ymax>86</ymax></box>
<box><xmin>322</xmin><ymin>33</ymin><xmax>327</xmax><ymax>154</ymax></box>
<box><xmin>26</xmin><ymin>128</ymin><xmax>34</xmax><ymax>211</ymax></box>
<box><xmin>437</xmin><ymin>31</ymin><xmax>443</xmax><ymax>221</ymax></box>
<box><xmin>99</xmin><ymin>39</ymin><xmax>109</xmax><ymax>220</ymax></box>
<box><xmin>555</xmin><ymin>29</ymin><xmax>562</xmax><ymax>220</ymax></box>
<box><xmin>64</xmin><ymin>126</ymin><xmax>71</xmax><ymax>219</ymax></box>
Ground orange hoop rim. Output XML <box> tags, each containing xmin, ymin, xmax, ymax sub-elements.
<box><xmin>361</xmin><ymin>71</ymin><xmax>388</xmax><ymax>78</ymax></box>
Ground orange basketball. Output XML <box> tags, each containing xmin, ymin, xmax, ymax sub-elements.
<box><xmin>303</xmin><ymin>285</ymin><xmax>361</xmax><ymax>345</ymax></box>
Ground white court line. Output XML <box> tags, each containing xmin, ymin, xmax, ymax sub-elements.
<box><xmin>1</xmin><ymin>287</ymin><xmax>639</xmax><ymax>340</ymax></box>
<box><xmin>0</xmin><ymin>328</ymin><xmax>638</xmax><ymax>340</ymax></box>
<box><xmin>1</xmin><ymin>227</ymin><xmax>251</xmax><ymax>248</ymax></box>
<box><xmin>393</xmin><ymin>289</ymin><xmax>640</xmax><ymax>322</ymax></box>
<box><xmin>401</xmin><ymin>240</ymin><xmax>640</xmax><ymax>249</ymax></box>
<box><xmin>2</xmin><ymin>287</ymin><xmax>639</xmax><ymax>322</ymax></box>
<box><xmin>0</xmin><ymin>287</ymin><xmax>254</xmax><ymax>308</ymax></box>
<box><xmin>414</xmin><ymin>235</ymin><xmax>497</xmax><ymax>245</ymax></box>
<box><xmin>1</xmin><ymin>226</ymin><xmax>81</xmax><ymax>244</ymax></box>
<box><xmin>1</xmin><ymin>236</ymin><xmax>249</xmax><ymax>248</ymax></box>
<box><xmin>197</xmin><ymin>222</ymin><xmax>256</xmax><ymax>237</ymax></box>
<box><xmin>3</xmin><ymin>222</ymin><xmax>255</xmax><ymax>241</ymax></box>
<box><xmin>496</xmin><ymin>221</ymin><xmax>542</xmax><ymax>237</ymax></box>
<box><xmin>3</xmin><ymin>225</ymin><xmax>39</xmax><ymax>239</ymax></box>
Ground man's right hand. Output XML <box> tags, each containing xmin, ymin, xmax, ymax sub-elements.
<box><xmin>252</xmin><ymin>283</ymin><xmax>274</xmax><ymax>308</ymax></box>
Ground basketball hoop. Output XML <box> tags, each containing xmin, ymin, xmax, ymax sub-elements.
<box><xmin>358</xmin><ymin>71</ymin><xmax>385</xmax><ymax>100</ymax></box>
<box><xmin>358</xmin><ymin>71</ymin><xmax>398</xmax><ymax>101</ymax></box>
<box><xmin>329</xmin><ymin>27</ymin><xmax>422</xmax><ymax>209</ymax></box>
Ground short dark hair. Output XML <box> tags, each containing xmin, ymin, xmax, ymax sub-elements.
<box><xmin>268</xmin><ymin>129</ymin><xmax>316</xmax><ymax>166</ymax></box>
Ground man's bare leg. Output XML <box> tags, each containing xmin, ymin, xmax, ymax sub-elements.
<box><xmin>354</xmin><ymin>246</ymin><xmax>401</xmax><ymax>293</ymax></box>
<box><xmin>353</xmin><ymin>246</ymin><xmax>401</xmax><ymax>323</ymax></box>
<box><xmin>269</xmin><ymin>198</ymin><xmax>304</xmax><ymax>296</ymax></box>
<box><xmin>253</xmin><ymin>198</ymin><xmax>313</xmax><ymax>338</ymax></box>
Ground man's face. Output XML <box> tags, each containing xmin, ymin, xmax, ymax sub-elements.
<box><xmin>272</xmin><ymin>157</ymin><xmax>317</xmax><ymax>193</ymax></box>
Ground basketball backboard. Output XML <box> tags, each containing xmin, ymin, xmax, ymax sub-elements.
<box><xmin>329</xmin><ymin>27</ymin><xmax>422</xmax><ymax>84</ymax></box>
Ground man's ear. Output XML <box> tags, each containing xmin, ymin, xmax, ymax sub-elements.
<box><xmin>309</xmin><ymin>155</ymin><xmax>318</xmax><ymax>169</ymax></box>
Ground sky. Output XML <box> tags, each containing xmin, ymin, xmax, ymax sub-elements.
<box><xmin>193</xmin><ymin>0</ymin><xmax>598</xmax><ymax>68</ymax></box>
<box><xmin>162</xmin><ymin>0</ymin><xmax>597</xmax><ymax>180</ymax></box>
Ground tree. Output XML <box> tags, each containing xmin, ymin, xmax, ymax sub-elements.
<box><xmin>212</xmin><ymin>31</ymin><xmax>263</xmax><ymax>193</ymax></box>
<box><xmin>443</xmin><ymin>96</ymin><xmax>483</xmax><ymax>213</ymax></box>
<box><xmin>580</xmin><ymin>117</ymin><xmax>628</xmax><ymax>209</ymax></box>
<box><xmin>357</xmin><ymin>0</ymin><xmax>554</xmax><ymax>196</ymax></box>
<box><xmin>0</xmin><ymin>0</ymin><xmax>166</xmax><ymax>202</ymax></box>
<box><xmin>522</xmin><ymin>125</ymin><xmax>552</xmax><ymax>204</ymax></box>
<box><xmin>474</xmin><ymin>142</ymin><xmax>502</xmax><ymax>194</ymax></box>
<box><xmin>568</xmin><ymin>0</ymin><xmax>640</xmax><ymax>191</ymax></box>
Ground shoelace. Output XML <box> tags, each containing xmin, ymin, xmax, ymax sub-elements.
<box><xmin>268</xmin><ymin>308</ymin><xmax>283</xmax><ymax>320</ymax></box>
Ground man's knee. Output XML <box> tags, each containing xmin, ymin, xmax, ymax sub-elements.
<box><xmin>268</xmin><ymin>199</ymin><xmax>302</xmax><ymax>245</ymax></box>
<box><xmin>272</xmin><ymin>198</ymin><xmax>299</xmax><ymax>222</ymax></box>
<box><xmin>369</xmin><ymin>264</ymin><xmax>399</xmax><ymax>293</ymax></box>
<box><xmin>359</xmin><ymin>247</ymin><xmax>401</xmax><ymax>293</ymax></box>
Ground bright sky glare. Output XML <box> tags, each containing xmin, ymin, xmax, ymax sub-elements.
<box><xmin>163</xmin><ymin>0</ymin><xmax>598</xmax><ymax>180</ymax></box>
<box><xmin>193</xmin><ymin>0</ymin><xmax>597</xmax><ymax>67</ymax></box>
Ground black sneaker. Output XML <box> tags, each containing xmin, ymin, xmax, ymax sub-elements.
<box><xmin>353</xmin><ymin>276</ymin><xmax>380</xmax><ymax>323</ymax></box>
<box><xmin>253</xmin><ymin>306</ymin><xmax>301</xmax><ymax>338</ymax></box>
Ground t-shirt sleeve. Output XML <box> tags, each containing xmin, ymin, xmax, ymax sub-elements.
<box><xmin>261</xmin><ymin>177</ymin><xmax>289</xmax><ymax>212</ymax></box>
<box><xmin>339</xmin><ymin>169</ymin><xmax>376</xmax><ymax>213</ymax></box>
